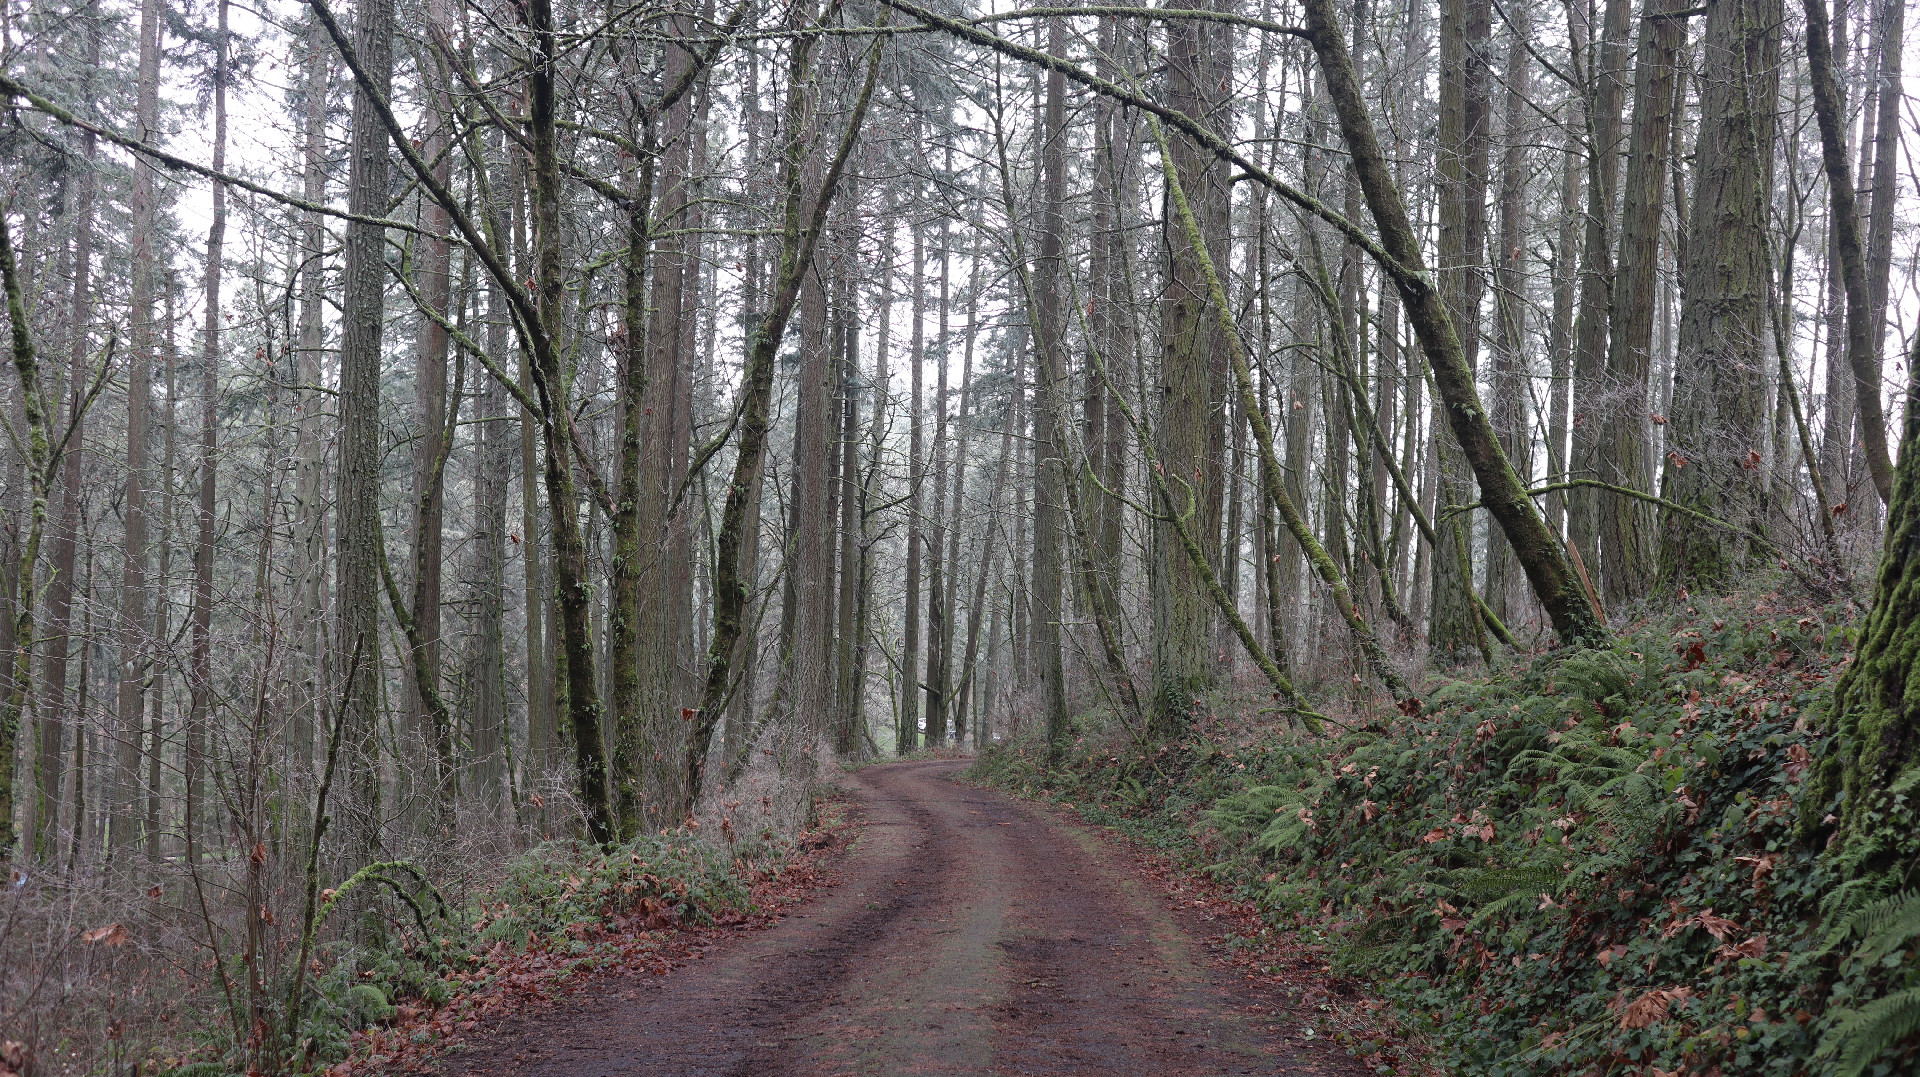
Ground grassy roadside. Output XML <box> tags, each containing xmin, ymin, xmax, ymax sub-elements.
<box><xmin>135</xmin><ymin>797</ymin><xmax>851</xmax><ymax>1076</ymax></box>
<box><xmin>325</xmin><ymin>795</ymin><xmax>853</xmax><ymax>1076</ymax></box>
<box><xmin>970</xmin><ymin>590</ymin><xmax>1903</xmax><ymax>1076</ymax></box>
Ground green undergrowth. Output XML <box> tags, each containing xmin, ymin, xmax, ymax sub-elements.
<box><xmin>300</xmin><ymin>832</ymin><xmax>753</xmax><ymax>1061</ymax></box>
<box><xmin>164</xmin><ymin>831</ymin><xmax>761</xmax><ymax>1074</ymax></box>
<box><xmin>973</xmin><ymin>593</ymin><xmax>1920</xmax><ymax>1076</ymax></box>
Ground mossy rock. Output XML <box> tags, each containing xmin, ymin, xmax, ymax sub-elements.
<box><xmin>347</xmin><ymin>983</ymin><xmax>394</xmax><ymax>1024</ymax></box>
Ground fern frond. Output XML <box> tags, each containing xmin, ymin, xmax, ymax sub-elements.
<box><xmin>1828</xmin><ymin>890</ymin><xmax>1920</xmax><ymax>962</ymax></box>
<box><xmin>1468</xmin><ymin>889</ymin><xmax>1539</xmax><ymax>927</ymax></box>
<box><xmin>1818</xmin><ymin>986</ymin><xmax>1920</xmax><ymax>1077</ymax></box>
<box><xmin>1891</xmin><ymin>765</ymin><xmax>1920</xmax><ymax>797</ymax></box>
<box><xmin>1204</xmin><ymin>784</ymin><xmax>1298</xmax><ymax>837</ymax></box>
<box><xmin>1562</xmin><ymin>850</ymin><xmax>1633</xmax><ymax>893</ymax></box>
<box><xmin>1353</xmin><ymin>913</ymin><xmax>1411</xmax><ymax>946</ymax></box>
<box><xmin>1458</xmin><ymin>865</ymin><xmax>1565</xmax><ymax>902</ymax></box>
<box><xmin>1818</xmin><ymin>879</ymin><xmax>1882</xmax><ymax>951</ymax></box>
<box><xmin>1255</xmin><ymin>815</ymin><xmax>1311</xmax><ymax>855</ymax></box>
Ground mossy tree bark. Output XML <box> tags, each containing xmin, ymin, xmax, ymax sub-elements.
<box><xmin>0</xmin><ymin>202</ymin><xmax>54</xmax><ymax>861</ymax></box>
<box><xmin>1657</xmin><ymin>0</ymin><xmax>1780</xmax><ymax>591</ymax></box>
<box><xmin>1430</xmin><ymin>0</ymin><xmax>1492</xmax><ymax>662</ymax></box>
<box><xmin>1150</xmin><ymin>0</ymin><xmax>1231</xmax><ymax>737</ymax></box>
<box><xmin>1809</xmin><ymin>376</ymin><xmax>1920</xmax><ymax>876</ymax></box>
<box><xmin>1294</xmin><ymin>0</ymin><xmax>1608</xmax><ymax>647</ymax></box>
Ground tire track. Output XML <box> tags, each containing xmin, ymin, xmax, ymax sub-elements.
<box><xmin>435</xmin><ymin>761</ymin><xmax>1368</xmax><ymax>1076</ymax></box>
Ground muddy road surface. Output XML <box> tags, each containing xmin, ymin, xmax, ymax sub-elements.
<box><xmin>440</xmin><ymin>760</ymin><xmax>1368</xmax><ymax>1076</ymax></box>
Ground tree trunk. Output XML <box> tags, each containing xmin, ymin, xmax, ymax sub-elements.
<box><xmin>1151</xmin><ymin>0</ymin><xmax>1231</xmax><ymax>735</ymax></box>
<box><xmin>1033</xmin><ymin>16</ymin><xmax>1075</xmax><ymax>752</ymax></box>
<box><xmin>334</xmin><ymin>0</ymin><xmax>396</xmax><ymax>863</ymax></box>
<box><xmin>66</xmin><ymin>545</ymin><xmax>96</xmax><ymax>870</ymax></box>
<box><xmin>787</xmin><ymin>191</ymin><xmax>836</xmax><ymax>768</ymax></box>
<box><xmin>1819</xmin><ymin>0</ymin><xmax>1855</xmax><ymax>502</ymax></box>
<box><xmin>1860</xmin><ymin>0</ymin><xmax>1902</xmax><ymax>507</ymax></box>
<box><xmin>289</xmin><ymin>11</ymin><xmax>331</xmax><ymax>813</ymax></box>
<box><xmin>515</xmin><ymin>179</ymin><xmax>554</xmax><ymax>814</ymax></box>
<box><xmin>853</xmin><ymin>219</ymin><xmax>893</xmax><ymax>753</ymax></box>
<box><xmin>149</xmin><ymin>287</ymin><xmax>177</xmax><ymax>863</ymax></box>
<box><xmin>834</xmin><ymin>225</ymin><xmax>864</xmax><ymax>756</ymax></box>
<box><xmin>925</xmin><ymin>215</ymin><xmax>952</xmax><ymax>747</ymax></box>
<box><xmin>1429</xmin><ymin>0</ymin><xmax>1493</xmax><ymax>661</ymax></box>
<box><xmin>900</xmin><ymin>213</ymin><xmax>924</xmax><ymax>754</ymax></box>
<box><xmin>935</xmin><ymin>258</ymin><xmax>975</xmax><ymax>743</ymax></box>
<box><xmin>37</xmin><ymin>18</ymin><xmax>98</xmax><ymax>862</ymax></box>
<box><xmin>1084</xmin><ymin>12</ymin><xmax>1127</xmax><ymax>628</ymax></box>
<box><xmin>725</xmin><ymin>45</ymin><xmax>767</xmax><ymax>772</ymax></box>
<box><xmin>1598</xmin><ymin>0</ymin><xmax>1685</xmax><ymax>607</ymax></box>
<box><xmin>407</xmin><ymin>0</ymin><xmax>454</xmax><ymax>833</ymax></box>
<box><xmin>614</xmin><ymin>25</ymin><xmax>696</xmax><ymax>834</ymax></box>
<box><xmin>0</xmin><ymin>207</ymin><xmax>55</xmax><ymax>862</ymax></box>
<box><xmin>107</xmin><ymin>0</ymin><xmax>164</xmax><ymax>865</ymax></box>
<box><xmin>1486</xmin><ymin>3</ymin><xmax>1532</xmax><ymax>626</ymax></box>
<box><xmin>1807</xmin><ymin>371</ymin><xmax>1920</xmax><ymax>869</ymax></box>
<box><xmin>1659</xmin><ymin>0</ymin><xmax>1781</xmax><ymax>589</ymax></box>
<box><xmin>528</xmin><ymin>0</ymin><xmax>613</xmax><ymax>842</ymax></box>
<box><xmin>1332</xmin><ymin>0</ymin><xmax>1370</xmax><ymax>641</ymax></box>
<box><xmin>470</xmin><ymin>316</ymin><xmax>511</xmax><ymax>822</ymax></box>
<box><xmin>187</xmin><ymin>0</ymin><xmax>228</xmax><ymax>862</ymax></box>
<box><xmin>1544</xmin><ymin>18</ymin><xmax>1583</xmax><ymax>543</ymax></box>
<box><xmin>672</xmin><ymin>73</ymin><xmax>710</xmax><ymax>713</ymax></box>
<box><xmin>1566</xmin><ymin>0</ymin><xmax>1635</xmax><ymax>571</ymax></box>
<box><xmin>1805</xmin><ymin>0</ymin><xmax>1892</xmax><ymax>510</ymax></box>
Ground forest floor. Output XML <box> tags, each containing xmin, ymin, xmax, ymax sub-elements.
<box><xmin>421</xmin><ymin>759</ymin><xmax>1384</xmax><ymax>1076</ymax></box>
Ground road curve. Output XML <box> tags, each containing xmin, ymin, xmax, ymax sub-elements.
<box><xmin>438</xmin><ymin>760</ymin><xmax>1361</xmax><ymax>1076</ymax></box>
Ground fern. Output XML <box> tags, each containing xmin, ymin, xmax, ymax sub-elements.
<box><xmin>1204</xmin><ymin>784</ymin><xmax>1300</xmax><ymax>837</ymax></box>
<box><xmin>1256</xmin><ymin>813</ymin><xmax>1312</xmax><ymax>855</ymax></box>
<box><xmin>1556</xmin><ymin>647</ymin><xmax>1656</xmax><ymax>715</ymax></box>
<box><xmin>1458</xmin><ymin>864</ymin><xmax>1565</xmax><ymax>903</ymax></box>
<box><xmin>1561</xmin><ymin>648</ymin><xmax>1633</xmax><ymax>703</ymax></box>
<box><xmin>1822</xmin><ymin>890</ymin><xmax>1920</xmax><ymax>961</ymax></box>
<box><xmin>1352</xmin><ymin>912</ymin><xmax>1412</xmax><ymax>947</ymax></box>
<box><xmin>1468</xmin><ymin>888</ymin><xmax>1542</xmax><ymax>927</ymax></box>
<box><xmin>1509</xmin><ymin>718</ymin><xmax>1674</xmax><ymax>865</ymax></box>
<box><xmin>1818</xmin><ymin>879</ymin><xmax>1884</xmax><ymax>947</ymax></box>
<box><xmin>1509</xmin><ymin>723</ymin><xmax>1648</xmax><ymax>789</ymax></box>
<box><xmin>1892</xmin><ymin>765</ymin><xmax>1920</xmax><ymax>798</ymax></box>
<box><xmin>1451</xmin><ymin>864</ymin><xmax>1566</xmax><ymax>926</ymax></box>
<box><xmin>1818</xmin><ymin>987</ymin><xmax>1920</xmax><ymax>1077</ymax></box>
<box><xmin>1563</xmin><ymin>848</ymin><xmax>1635</xmax><ymax>892</ymax></box>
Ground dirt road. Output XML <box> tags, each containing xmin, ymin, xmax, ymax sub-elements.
<box><xmin>440</xmin><ymin>760</ymin><xmax>1366</xmax><ymax>1076</ymax></box>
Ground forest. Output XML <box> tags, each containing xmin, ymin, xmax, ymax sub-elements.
<box><xmin>3</xmin><ymin>0</ymin><xmax>1920</xmax><ymax>1070</ymax></box>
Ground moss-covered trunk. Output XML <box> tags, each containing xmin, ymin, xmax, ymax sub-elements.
<box><xmin>1809</xmin><ymin>378</ymin><xmax>1920</xmax><ymax>873</ymax></box>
